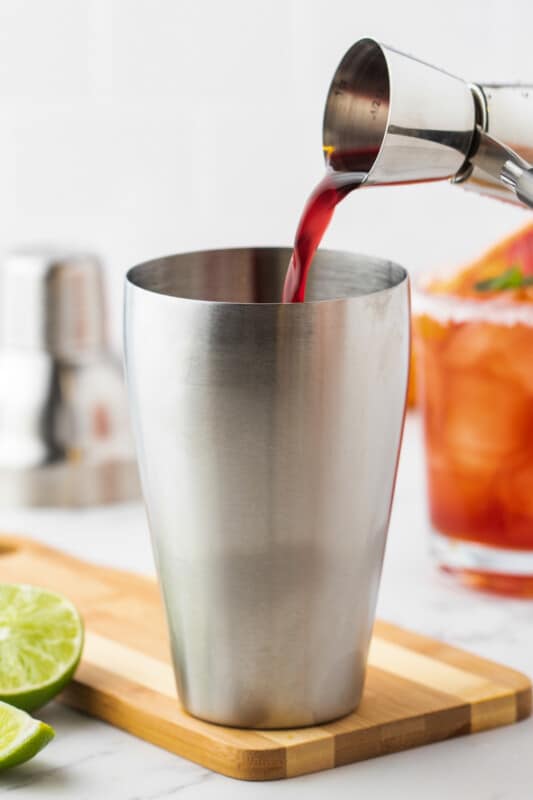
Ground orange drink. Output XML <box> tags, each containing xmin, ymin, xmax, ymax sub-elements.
<box><xmin>413</xmin><ymin>223</ymin><xmax>533</xmax><ymax>595</ymax></box>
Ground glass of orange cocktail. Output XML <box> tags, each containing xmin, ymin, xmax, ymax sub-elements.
<box><xmin>413</xmin><ymin>223</ymin><xmax>533</xmax><ymax>595</ymax></box>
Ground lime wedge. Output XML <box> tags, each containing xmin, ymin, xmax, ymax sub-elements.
<box><xmin>0</xmin><ymin>584</ymin><xmax>83</xmax><ymax>711</ymax></box>
<box><xmin>0</xmin><ymin>700</ymin><xmax>54</xmax><ymax>771</ymax></box>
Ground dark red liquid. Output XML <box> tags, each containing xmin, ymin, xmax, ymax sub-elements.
<box><xmin>282</xmin><ymin>149</ymin><xmax>379</xmax><ymax>303</ymax></box>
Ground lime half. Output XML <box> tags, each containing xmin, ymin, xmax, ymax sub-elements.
<box><xmin>0</xmin><ymin>584</ymin><xmax>83</xmax><ymax>711</ymax></box>
<box><xmin>0</xmin><ymin>700</ymin><xmax>54</xmax><ymax>771</ymax></box>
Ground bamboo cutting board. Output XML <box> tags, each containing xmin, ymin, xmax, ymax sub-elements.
<box><xmin>0</xmin><ymin>534</ymin><xmax>530</xmax><ymax>781</ymax></box>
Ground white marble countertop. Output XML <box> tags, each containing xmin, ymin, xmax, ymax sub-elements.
<box><xmin>1</xmin><ymin>413</ymin><xmax>533</xmax><ymax>799</ymax></box>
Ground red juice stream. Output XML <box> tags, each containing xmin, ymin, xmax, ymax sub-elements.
<box><xmin>282</xmin><ymin>150</ymin><xmax>378</xmax><ymax>303</ymax></box>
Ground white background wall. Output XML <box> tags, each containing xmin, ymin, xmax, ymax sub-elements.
<box><xmin>2</xmin><ymin>0</ymin><xmax>532</xmax><ymax>348</ymax></box>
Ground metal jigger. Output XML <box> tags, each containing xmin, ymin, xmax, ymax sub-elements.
<box><xmin>323</xmin><ymin>37</ymin><xmax>533</xmax><ymax>207</ymax></box>
<box><xmin>0</xmin><ymin>249</ymin><xmax>140</xmax><ymax>507</ymax></box>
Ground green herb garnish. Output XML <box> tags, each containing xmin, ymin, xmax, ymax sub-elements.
<box><xmin>474</xmin><ymin>265</ymin><xmax>533</xmax><ymax>292</ymax></box>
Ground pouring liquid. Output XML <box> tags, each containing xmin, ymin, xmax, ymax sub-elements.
<box><xmin>282</xmin><ymin>149</ymin><xmax>377</xmax><ymax>303</ymax></box>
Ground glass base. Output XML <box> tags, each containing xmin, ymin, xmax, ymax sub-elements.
<box><xmin>431</xmin><ymin>530</ymin><xmax>533</xmax><ymax>597</ymax></box>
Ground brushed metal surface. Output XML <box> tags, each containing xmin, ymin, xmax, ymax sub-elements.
<box><xmin>323</xmin><ymin>37</ymin><xmax>533</xmax><ymax>207</ymax></box>
<box><xmin>467</xmin><ymin>84</ymin><xmax>533</xmax><ymax>206</ymax></box>
<box><xmin>124</xmin><ymin>247</ymin><xmax>409</xmax><ymax>728</ymax></box>
<box><xmin>0</xmin><ymin>249</ymin><xmax>139</xmax><ymax>507</ymax></box>
<box><xmin>323</xmin><ymin>38</ymin><xmax>476</xmax><ymax>185</ymax></box>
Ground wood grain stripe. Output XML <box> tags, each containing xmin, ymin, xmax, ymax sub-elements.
<box><xmin>374</xmin><ymin>620</ymin><xmax>531</xmax><ymax>693</ymax></box>
<box><xmin>262</xmin><ymin>729</ymin><xmax>335</xmax><ymax>777</ymax></box>
<box><xmin>84</xmin><ymin>631</ymin><xmax>178</xmax><ymax>698</ymax></box>
<box><xmin>469</xmin><ymin>694</ymin><xmax>517</xmax><ymax>732</ymax></box>
<box><xmin>324</xmin><ymin>666</ymin><xmax>471</xmax><ymax>764</ymax></box>
<box><xmin>368</xmin><ymin>638</ymin><xmax>515</xmax><ymax>705</ymax></box>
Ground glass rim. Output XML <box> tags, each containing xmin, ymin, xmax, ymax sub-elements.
<box><xmin>411</xmin><ymin>271</ymin><xmax>533</xmax><ymax>327</ymax></box>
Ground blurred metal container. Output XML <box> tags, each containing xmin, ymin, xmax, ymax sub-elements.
<box><xmin>0</xmin><ymin>248</ymin><xmax>139</xmax><ymax>506</ymax></box>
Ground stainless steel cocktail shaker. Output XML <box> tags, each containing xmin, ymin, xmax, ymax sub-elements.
<box><xmin>124</xmin><ymin>247</ymin><xmax>409</xmax><ymax>728</ymax></box>
<box><xmin>0</xmin><ymin>249</ymin><xmax>139</xmax><ymax>506</ymax></box>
